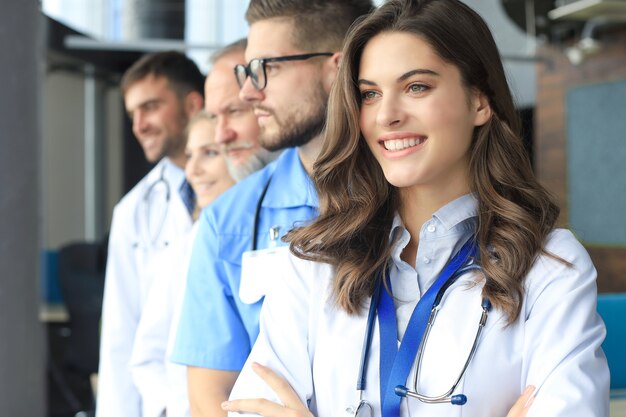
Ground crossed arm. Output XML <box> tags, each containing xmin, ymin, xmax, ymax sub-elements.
<box><xmin>221</xmin><ymin>363</ymin><xmax>535</xmax><ymax>417</ymax></box>
<box><xmin>188</xmin><ymin>367</ymin><xmax>239</xmax><ymax>417</ymax></box>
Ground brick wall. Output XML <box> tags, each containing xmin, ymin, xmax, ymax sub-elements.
<box><xmin>535</xmin><ymin>27</ymin><xmax>626</xmax><ymax>292</ymax></box>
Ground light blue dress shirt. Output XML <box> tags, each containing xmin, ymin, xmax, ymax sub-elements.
<box><xmin>171</xmin><ymin>147</ymin><xmax>318</xmax><ymax>370</ymax></box>
<box><xmin>388</xmin><ymin>193</ymin><xmax>478</xmax><ymax>339</ymax></box>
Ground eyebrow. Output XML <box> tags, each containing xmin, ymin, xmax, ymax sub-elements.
<box><xmin>358</xmin><ymin>68</ymin><xmax>440</xmax><ymax>86</ymax></box>
<box><xmin>219</xmin><ymin>102</ymin><xmax>245</xmax><ymax>113</ymax></box>
<box><xmin>127</xmin><ymin>98</ymin><xmax>160</xmax><ymax>115</ymax></box>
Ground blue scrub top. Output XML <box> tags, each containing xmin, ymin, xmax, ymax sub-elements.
<box><xmin>171</xmin><ymin>147</ymin><xmax>318</xmax><ymax>370</ymax></box>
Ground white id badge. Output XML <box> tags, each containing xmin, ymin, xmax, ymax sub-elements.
<box><xmin>239</xmin><ymin>246</ymin><xmax>289</xmax><ymax>304</ymax></box>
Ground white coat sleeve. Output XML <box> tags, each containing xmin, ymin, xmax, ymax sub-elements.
<box><xmin>130</xmin><ymin>249</ymin><xmax>176</xmax><ymax>417</ymax></box>
<box><xmin>523</xmin><ymin>230</ymin><xmax>609</xmax><ymax>417</ymax></box>
<box><xmin>228</xmin><ymin>251</ymin><xmax>317</xmax><ymax>416</ymax></box>
<box><xmin>96</xmin><ymin>205</ymin><xmax>142</xmax><ymax>417</ymax></box>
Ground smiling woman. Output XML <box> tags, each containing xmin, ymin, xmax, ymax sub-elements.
<box><xmin>224</xmin><ymin>0</ymin><xmax>610</xmax><ymax>416</ymax></box>
<box><xmin>358</xmin><ymin>31</ymin><xmax>487</xmax><ymax>212</ymax></box>
<box><xmin>185</xmin><ymin>111</ymin><xmax>236</xmax><ymax>211</ymax></box>
<box><xmin>128</xmin><ymin>112</ymin><xmax>236</xmax><ymax>417</ymax></box>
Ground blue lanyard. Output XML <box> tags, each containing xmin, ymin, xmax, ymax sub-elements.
<box><xmin>378</xmin><ymin>238</ymin><xmax>477</xmax><ymax>416</ymax></box>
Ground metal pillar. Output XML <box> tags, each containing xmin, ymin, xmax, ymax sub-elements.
<box><xmin>0</xmin><ymin>1</ymin><xmax>46</xmax><ymax>415</ymax></box>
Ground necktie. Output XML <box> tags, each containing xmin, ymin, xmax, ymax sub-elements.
<box><xmin>178</xmin><ymin>180</ymin><xmax>196</xmax><ymax>216</ymax></box>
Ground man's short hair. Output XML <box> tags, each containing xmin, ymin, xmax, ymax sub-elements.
<box><xmin>209</xmin><ymin>38</ymin><xmax>248</xmax><ymax>66</ymax></box>
<box><xmin>121</xmin><ymin>50</ymin><xmax>205</xmax><ymax>99</ymax></box>
<box><xmin>245</xmin><ymin>0</ymin><xmax>374</xmax><ymax>52</ymax></box>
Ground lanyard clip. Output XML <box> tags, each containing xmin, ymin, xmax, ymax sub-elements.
<box><xmin>268</xmin><ymin>225</ymin><xmax>280</xmax><ymax>247</ymax></box>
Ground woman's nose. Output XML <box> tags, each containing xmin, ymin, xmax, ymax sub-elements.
<box><xmin>185</xmin><ymin>155</ymin><xmax>202</xmax><ymax>179</ymax></box>
<box><xmin>376</xmin><ymin>96</ymin><xmax>404</xmax><ymax>128</ymax></box>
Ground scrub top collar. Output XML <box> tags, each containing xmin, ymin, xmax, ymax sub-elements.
<box><xmin>260</xmin><ymin>147</ymin><xmax>319</xmax><ymax>209</ymax></box>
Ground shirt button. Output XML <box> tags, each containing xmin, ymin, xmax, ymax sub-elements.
<box><xmin>423</xmin><ymin>257</ymin><xmax>431</xmax><ymax>264</ymax></box>
<box><xmin>427</xmin><ymin>224</ymin><xmax>436</xmax><ymax>233</ymax></box>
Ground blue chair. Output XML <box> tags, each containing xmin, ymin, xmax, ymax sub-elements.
<box><xmin>597</xmin><ymin>293</ymin><xmax>626</xmax><ymax>394</ymax></box>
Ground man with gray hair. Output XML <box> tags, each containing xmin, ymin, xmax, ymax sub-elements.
<box><xmin>203</xmin><ymin>38</ymin><xmax>280</xmax><ymax>182</ymax></box>
<box><xmin>171</xmin><ymin>1</ymin><xmax>374</xmax><ymax>416</ymax></box>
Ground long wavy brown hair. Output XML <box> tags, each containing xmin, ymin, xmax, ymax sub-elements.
<box><xmin>286</xmin><ymin>0</ymin><xmax>560</xmax><ymax>324</ymax></box>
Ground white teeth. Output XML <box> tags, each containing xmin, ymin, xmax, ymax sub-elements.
<box><xmin>383</xmin><ymin>137</ymin><xmax>425</xmax><ymax>151</ymax></box>
<box><xmin>192</xmin><ymin>182</ymin><xmax>213</xmax><ymax>193</ymax></box>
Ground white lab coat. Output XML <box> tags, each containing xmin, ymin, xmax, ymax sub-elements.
<box><xmin>97</xmin><ymin>158</ymin><xmax>192</xmax><ymax>417</ymax></box>
<box><xmin>229</xmin><ymin>229</ymin><xmax>610</xmax><ymax>417</ymax></box>
<box><xmin>130</xmin><ymin>223</ymin><xmax>198</xmax><ymax>417</ymax></box>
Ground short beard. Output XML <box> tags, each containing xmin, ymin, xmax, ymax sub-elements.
<box><xmin>160</xmin><ymin>133</ymin><xmax>186</xmax><ymax>161</ymax></box>
<box><xmin>161</xmin><ymin>107</ymin><xmax>189</xmax><ymax>161</ymax></box>
<box><xmin>226</xmin><ymin>147</ymin><xmax>282</xmax><ymax>182</ymax></box>
<box><xmin>260</xmin><ymin>86</ymin><xmax>327</xmax><ymax>152</ymax></box>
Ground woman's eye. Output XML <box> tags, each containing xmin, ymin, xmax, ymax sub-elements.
<box><xmin>409</xmin><ymin>83</ymin><xmax>428</xmax><ymax>93</ymax></box>
<box><xmin>360</xmin><ymin>90</ymin><xmax>379</xmax><ymax>102</ymax></box>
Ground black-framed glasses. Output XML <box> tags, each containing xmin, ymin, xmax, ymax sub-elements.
<box><xmin>234</xmin><ymin>52</ymin><xmax>333</xmax><ymax>91</ymax></box>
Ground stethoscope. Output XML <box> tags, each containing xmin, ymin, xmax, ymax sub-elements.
<box><xmin>135</xmin><ymin>164</ymin><xmax>171</xmax><ymax>249</ymax></box>
<box><xmin>350</xmin><ymin>248</ymin><xmax>491</xmax><ymax>416</ymax></box>
<box><xmin>251</xmin><ymin>175</ymin><xmax>277</xmax><ymax>251</ymax></box>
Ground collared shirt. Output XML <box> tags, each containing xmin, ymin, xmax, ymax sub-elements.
<box><xmin>171</xmin><ymin>147</ymin><xmax>318</xmax><ymax>370</ymax></box>
<box><xmin>389</xmin><ymin>194</ymin><xmax>477</xmax><ymax>339</ymax></box>
<box><xmin>229</xmin><ymin>194</ymin><xmax>609</xmax><ymax>417</ymax></box>
<box><xmin>98</xmin><ymin>158</ymin><xmax>193</xmax><ymax>417</ymax></box>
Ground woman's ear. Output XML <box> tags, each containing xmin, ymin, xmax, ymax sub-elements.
<box><xmin>321</xmin><ymin>52</ymin><xmax>342</xmax><ymax>93</ymax></box>
<box><xmin>472</xmin><ymin>91</ymin><xmax>492</xmax><ymax>127</ymax></box>
<box><xmin>185</xmin><ymin>91</ymin><xmax>204</xmax><ymax>117</ymax></box>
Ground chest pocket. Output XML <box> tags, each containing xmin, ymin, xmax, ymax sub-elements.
<box><xmin>217</xmin><ymin>232</ymin><xmax>279</xmax><ymax>305</ymax></box>
<box><xmin>220</xmin><ymin>206</ymin><xmax>316</xmax><ymax>304</ymax></box>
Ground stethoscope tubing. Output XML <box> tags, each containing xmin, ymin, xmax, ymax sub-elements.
<box><xmin>357</xmin><ymin>278</ymin><xmax>383</xmax><ymax>392</ymax></box>
<box><xmin>136</xmin><ymin>164</ymin><xmax>171</xmax><ymax>248</ymax></box>
<box><xmin>357</xmin><ymin>253</ymin><xmax>490</xmax><ymax>407</ymax></box>
<box><xmin>398</xmin><ymin>294</ymin><xmax>491</xmax><ymax>405</ymax></box>
<box><xmin>251</xmin><ymin>175</ymin><xmax>273</xmax><ymax>251</ymax></box>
